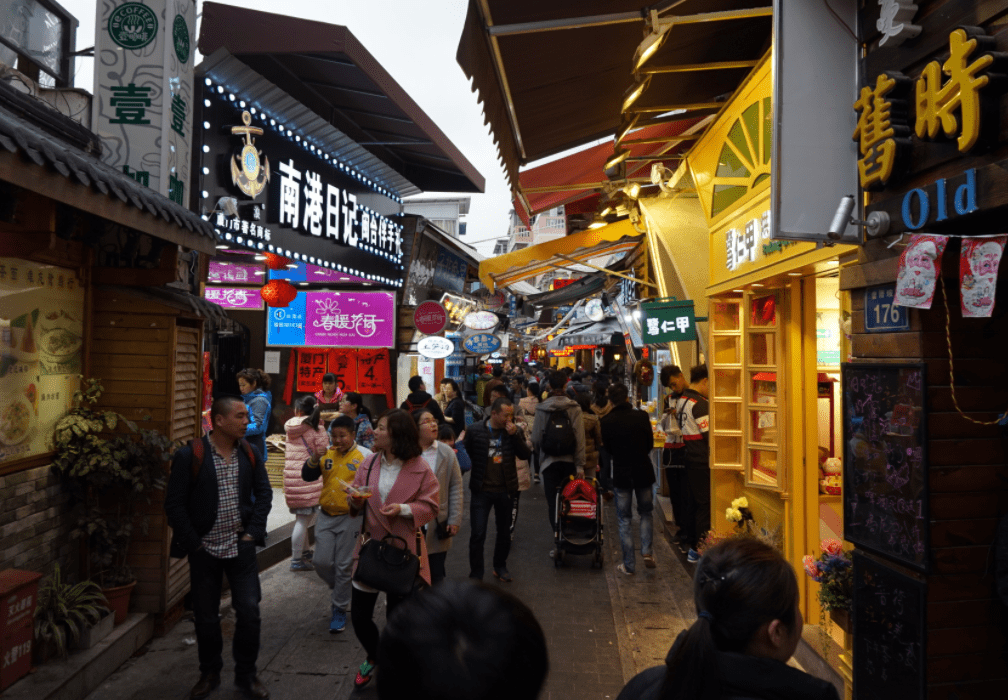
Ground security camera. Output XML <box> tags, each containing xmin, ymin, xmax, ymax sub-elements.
<box><xmin>828</xmin><ymin>196</ymin><xmax>856</xmax><ymax>240</ymax></box>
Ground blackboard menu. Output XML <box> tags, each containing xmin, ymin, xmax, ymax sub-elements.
<box><xmin>843</xmin><ymin>363</ymin><xmax>928</xmax><ymax>571</ymax></box>
<box><xmin>853</xmin><ymin>552</ymin><xmax>926</xmax><ymax>700</ymax></box>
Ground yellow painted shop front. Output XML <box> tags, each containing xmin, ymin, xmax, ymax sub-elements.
<box><xmin>678</xmin><ymin>56</ymin><xmax>856</xmax><ymax>682</ymax></box>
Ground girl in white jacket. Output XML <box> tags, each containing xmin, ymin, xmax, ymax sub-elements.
<box><xmin>283</xmin><ymin>396</ymin><xmax>330</xmax><ymax>570</ymax></box>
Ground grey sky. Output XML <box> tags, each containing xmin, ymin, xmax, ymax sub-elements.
<box><xmin>62</xmin><ymin>0</ymin><xmax>512</xmax><ymax>255</ymax></box>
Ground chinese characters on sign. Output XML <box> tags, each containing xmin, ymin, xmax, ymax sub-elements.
<box><xmin>297</xmin><ymin>350</ymin><xmax>328</xmax><ymax>392</ymax></box>
<box><xmin>207</xmin><ymin>260</ymin><xmax>264</xmax><ymax>284</ymax></box>
<box><xmin>432</xmin><ymin>247</ymin><xmax>468</xmax><ymax>293</ymax></box>
<box><xmin>640</xmin><ymin>301</ymin><xmax>697</xmax><ymax>343</ymax></box>
<box><xmin>876</xmin><ymin>0</ymin><xmax>921</xmax><ymax>48</ymax></box>
<box><xmin>357</xmin><ymin>349</ymin><xmax>393</xmax><ymax>406</ymax></box>
<box><xmin>203</xmin><ymin>287</ymin><xmax>263</xmax><ymax>310</ymax></box>
<box><xmin>864</xmin><ymin>284</ymin><xmax>909</xmax><ymax>333</ymax></box>
<box><xmin>327</xmin><ymin>348</ymin><xmax>358</xmax><ymax>392</ymax></box>
<box><xmin>854</xmin><ymin>28</ymin><xmax>1005</xmax><ymax>189</ymax></box>
<box><xmin>462</xmin><ymin>333</ymin><xmax>502</xmax><ymax>355</ymax></box>
<box><xmin>266</xmin><ymin>292</ymin><xmax>394</xmax><ymax>348</ymax></box>
<box><xmin>725</xmin><ymin>210</ymin><xmax>794</xmax><ymax>272</ymax></box>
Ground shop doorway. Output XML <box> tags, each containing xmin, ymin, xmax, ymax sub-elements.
<box><xmin>814</xmin><ymin>275</ymin><xmax>844</xmax><ymax>544</ymax></box>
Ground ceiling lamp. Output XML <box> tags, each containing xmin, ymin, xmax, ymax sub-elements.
<box><xmin>260</xmin><ymin>279</ymin><xmax>298</xmax><ymax>307</ymax></box>
<box><xmin>634</xmin><ymin>10</ymin><xmax>674</xmax><ymax>71</ymax></box>
<box><xmin>623</xmin><ymin>182</ymin><xmax>642</xmax><ymax>200</ymax></box>
<box><xmin>621</xmin><ymin>75</ymin><xmax>652</xmax><ymax>114</ymax></box>
<box><xmin>588</xmin><ymin>217</ymin><xmax>607</xmax><ymax>230</ymax></box>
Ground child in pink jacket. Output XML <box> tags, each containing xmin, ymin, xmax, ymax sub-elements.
<box><xmin>283</xmin><ymin>396</ymin><xmax>330</xmax><ymax>570</ymax></box>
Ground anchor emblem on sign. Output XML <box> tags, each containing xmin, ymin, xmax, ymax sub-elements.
<box><xmin>230</xmin><ymin>111</ymin><xmax>270</xmax><ymax>199</ymax></box>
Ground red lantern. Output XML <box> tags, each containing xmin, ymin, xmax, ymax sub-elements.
<box><xmin>263</xmin><ymin>252</ymin><xmax>292</xmax><ymax>270</ymax></box>
<box><xmin>260</xmin><ymin>279</ymin><xmax>298</xmax><ymax>307</ymax></box>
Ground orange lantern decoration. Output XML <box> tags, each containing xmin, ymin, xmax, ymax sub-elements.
<box><xmin>263</xmin><ymin>252</ymin><xmax>292</xmax><ymax>270</ymax></box>
<box><xmin>260</xmin><ymin>279</ymin><xmax>298</xmax><ymax>308</ymax></box>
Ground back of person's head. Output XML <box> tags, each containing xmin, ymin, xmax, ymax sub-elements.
<box><xmin>408</xmin><ymin>375</ymin><xmax>425</xmax><ymax>393</ymax></box>
<box><xmin>545</xmin><ymin>370</ymin><xmax>567</xmax><ymax>395</ymax></box>
<box><xmin>377</xmin><ymin>580</ymin><xmax>548</xmax><ymax>700</ymax></box>
<box><xmin>690</xmin><ymin>364</ymin><xmax>708</xmax><ymax>385</ymax></box>
<box><xmin>608</xmin><ymin>383</ymin><xmax>629</xmax><ymax>405</ymax></box>
<box><xmin>661</xmin><ymin>538</ymin><xmax>800</xmax><ymax>700</ymax></box>
<box><xmin>490</xmin><ymin>385</ymin><xmax>511</xmax><ymax>403</ymax></box>
<box><xmin>492</xmin><ymin>366</ymin><xmax>503</xmax><ymax>378</ymax></box>
<box><xmin>562</xmin><ymin>367</ymin><xmax>573</xmax><ymax>377</ymax></box>
<box><xmin>660</xmin><ymin>364</ymin><xmax>683</xmax><ymax>388</ymax></box>
<box><xmin>295</xmin><ymin>395</ymin><xmax>321</xmax><ymax>430</ymax></box>
<box><xmin>527</xmin><ymin>381</ymin><xmax>540</xmax><ymax>399</ymax></box>
<box><xmin>437</xmin><ymin>423</ymin><xmax>456</xmax><ymax>443</ymax></box>
<box><xmin>574</xmin><ymin>392</ymin><xmax>593</xmax><ymax>414</ymax></box>
<box><xmin>593</xmin><ymin>380</ymin><xmax>609</xmax><ymax>406</ymax></box>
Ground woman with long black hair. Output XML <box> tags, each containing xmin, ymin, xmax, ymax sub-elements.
<box><xmin>617</xmin><ymin>538</ymin><xmax>838</xmax><ymax>700</ymax></box>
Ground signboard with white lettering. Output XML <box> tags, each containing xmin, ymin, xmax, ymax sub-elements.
<box><xmin>265</xmin><ymin>291</ymin><xmax>394</xmax><ymax>348</ymax></box>
<box><xmin>640</xmin><ymin>300</ymin><xmax>697</xmax><ymax>343</ymax></box>
<box><xmin>432</xmin><ymin>247</ymin><xmax>467</xmax><ymax>294</ymax></box>
<box><xmin>197</xmin><ymin>78</ymin><xmax>403</xmax><ymax>284</ymax></box>
<box><xmin>93</xmin><ymin>0</ymin><xmax>194</xmax><ymax>204</ymax></box>
<box><xmin>463</xmin><ymin>333</ymin><xmax>501</xmax><ymax>355</ymax></box>
<box><xmin>417</xmin><ymin>336</ymin><xmax>454</xmax><ymax>359</ymax></box>
<box><xmin>864</xmin><ymin>283</ymin><xmax>909</xmax><ymax>332</ymax></box>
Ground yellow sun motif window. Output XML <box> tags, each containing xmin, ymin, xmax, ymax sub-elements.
<box><xmin>711</xmin><ymin>97</ymin><xmax>772</xmax><ymax>219</ymax></box>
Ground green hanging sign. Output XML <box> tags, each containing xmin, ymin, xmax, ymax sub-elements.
<box><xmin>640</xmin><ymin>299</ymin><xmax>697</xmax><ymax>343</ymax></box>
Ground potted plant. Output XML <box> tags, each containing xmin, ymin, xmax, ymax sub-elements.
<box><xmin>803</xmin><ymin>538</ymin><xmax>854</xmax><ymax>633</ymax></box>
<box><xmin>51</xmin><ymin>378</ymin><xmax>175</xmax><ymax>623</ymax></box>
<box><xmin>33</xmin><ymin>564</ymin><xmax>108</xmax><ymax>662</ymax></box>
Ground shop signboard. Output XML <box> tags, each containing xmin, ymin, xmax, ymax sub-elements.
<box><xmin>585</xmin><ymin>298</ymin><xmax>605</xmax><ymax>322</ymax></box>
<box><xmin>417</xmin><ymin>336</ymin><xmax>454</xmax><ymax>360</ymax></box>
<box><xmin>414</xmin><ymin>301</ymin><xmax>448</xmax><ymax>335</ymax></box>
<box><xmin>0</xmin><ymin>259</ymin><xmax>85</xmax><ymax>467</ymax></box>
<box><xmin>864</xmin><ymin>283</ymin><xmax>908</xmax><ymax>332</ymax></box>
<box><xmin>203</xmin><ymin>286</ymin><xmax>263</xmax><ymax>310</ymax></box>
<box><xmin>266</xmin><ymin>291</ymin><xmax>394</xmax><ymax>348</ymax></box>
<box><xmin>93</xmin><ymin>0</ymin><xmax>195</xmax><ymax>205</ymax></box>
<box><xmin>197</xmin><ymin>80</ymin><xmax>403</xmax><ymax>284</ymax></box>
<box><xmin>463</xmin><ymin>333</ymin><xmax>501</xmax><ymax>355</ymax></box>
<box><xmin>640</xmin><ymin>300</ymin><xmax>697</xmax><ymax>343</ymax></box>
<box><xmin>208</xmin><ymin>260</ymin><xmax>264</xmax><ymax>284</ymax></box>
<box><xmin>432</xmin><ymin>247</ymin><xmax>467</xmax><ymax>294</ymax></box>
<box><xmin>463</xmin><ymin>310</ymin><xmax>498</xmax><ymax>330</ymax></box>
<box><xmin>268</xmin><ymin>261</ymin><xmax>369</xmax><ymax>285</ymax></box>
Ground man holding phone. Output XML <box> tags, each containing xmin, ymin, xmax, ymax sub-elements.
<box><xmin>464</xmin><ymin>397</ymin><xmax>531</xmax><ymax>582</ymax></box>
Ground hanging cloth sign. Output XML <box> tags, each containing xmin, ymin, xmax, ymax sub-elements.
<box><xmin>357</xmin><ymin>349</ymin><xmax>394</xmax><ymax>407</ymax></box>
<box><xmin>960</xmin><ymin>236</ymin><xmax>1007</xmax><ymax>318</ymax></box>
<box><xmin>327</xmin><ymin>348</ymin><xmax>359</xmax><ymax>393</ymax></box>
<box><xmin>296</xmin><ymin>349</ymin><xmax>329</xmax><ymax>392</ymax></box>
<box><xmin>894</xmin><ymin>234</ymin><xmax>949</xmax><ymax>309</ymax></box>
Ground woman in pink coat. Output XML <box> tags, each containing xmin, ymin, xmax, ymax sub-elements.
<box><xmin>348</xmin><ymin>408</ymin><xmax>439</xmax><ymax>688</ymax></box>
<box><xmin>283</xmin><ymin>396</ymin><xmax>330</xmax><ymax>571</ymax></box>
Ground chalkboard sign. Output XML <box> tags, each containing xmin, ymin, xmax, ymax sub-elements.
<box><xmin>842</xmin><ymin>363</ymin><xmax>928</xmax><ymax>571</ymax></box>
<box><xmin>853</xmin><ymin>552</ymin><xmax>926</xmax><ymax>700</ymax></box>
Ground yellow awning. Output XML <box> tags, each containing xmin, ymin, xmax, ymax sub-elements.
<box><xmin>478</xmin><ymin>219</ymin><xmax>643</xmax><ymax>292</ymax></box>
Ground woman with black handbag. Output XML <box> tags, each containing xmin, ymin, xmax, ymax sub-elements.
<box><xmin>347</xmin><ymin>409</ymin><xmax>439</xmax><ymax>689</ymax></box>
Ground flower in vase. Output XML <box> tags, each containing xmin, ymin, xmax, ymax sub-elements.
<box><xmin>726</xmin><ymin>507</ymin><xmax>743</xmax><ymax>523</ymax></box>
<box><xmin>821</xmin><ymin>538</ymin><xmax>843</xmax><ymax>556</ymax></box>
<box><xmin>731</xmin><ymin>497</ymin><xmax>749</xmax><ymax>510</ymax></box>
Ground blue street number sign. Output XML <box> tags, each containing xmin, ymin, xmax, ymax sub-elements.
<box><xmin>864</xmin><ymin>284</ymin><xmax>909</xmax><ymax>332</ymax></box>
<box><xmin>463</xmin><ymin>333</ymin><xmax>501</xmax><ymax>355</ymax></box>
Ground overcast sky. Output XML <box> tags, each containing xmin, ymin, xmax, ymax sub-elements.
<box><xmin>62</xmin><ymin>0</ymin><xmax>513</xmax><ymax>256</ymax></box>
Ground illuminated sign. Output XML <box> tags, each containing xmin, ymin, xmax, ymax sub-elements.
<box><xmin>463</xmin><ymin>333</ymin><xmax>501</xmax><ymax>355</ymax></box>
<box><xmin>463</xmin><ymin>310</ymin><xmax>498</xmax><ymax>330</ymax></box>
<box><xmin>266</xmin><ymin>291</ymin><xmax>395</xmax><ymax>348</ymax></box>
<box><xmin>417</xmin><ymin>336</ymin><xmax>454</xmax><ymax>359</ymax></box>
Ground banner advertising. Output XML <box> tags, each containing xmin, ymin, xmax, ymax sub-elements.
<box><xmin>894</xmin><ymin>234</ymin><xmax>949</xmax><ymax>309</ymax></box>
<box><xmin>296</xmin><ymin>349</ymin><xmax>328</xmax><ymax>393</ymax></box>
<box><xmin>0</xmin><ymin>259</ymin><xmax>85</xmax><ymax>466</ymax></box>
<box><xmin>268</xmin><ymin>261</ymin><xmax>369</xmax><ymax>285</ymax></box>
<box><xmin>357</xmin><ymin>349</ymin><xmax>393</xmax><ymax>406</ymax></box>
<box><xmin>265</xmin><ymin>292</ymin><xmax>394</xmax><ymax>348</ymax></box>
<box><xmin>93</xmin><ymin>0</ymin><xmax>195</xmax><ymax>204</ymax></box>
<box><xmin>203</xmin><ymin>287</ymin><xmax>263</xmax><ymax>310</ymax></box>
<box><xmin>327</xmin><ymin>348</ymin><xmax>358</xmax><ymax>392</ymax></box>
<box><xmin>208</xmin><ymin>260</ymin><xmax>264</xmax><ymax>284</ymax></box>
<box><xmin>960</xmin><ymin>236</ymin><xmax>1006</xmax><ymax>318</ymax></box>
<box><xmin>432</xmin><ymin>246</ymin><xmax>467</xmax><ymax>293</ymax></box>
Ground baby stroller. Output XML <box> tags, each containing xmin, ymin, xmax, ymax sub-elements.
<box><xmin>554</xmin><ymin>476</ymin><xmax>604</xmax><ymax>568</ymax></box>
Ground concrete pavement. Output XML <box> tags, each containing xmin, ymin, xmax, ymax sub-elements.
<box><xmin>83</xmin><ymin>478</ymin><xmax>698</xmax><ymax>700</ymax></box>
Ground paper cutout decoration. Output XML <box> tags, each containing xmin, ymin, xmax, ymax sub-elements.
<box><xmin>894</xmin><ymin>235</ymin><xmax>949</xmax><ymax>309</ymax></box>
<box><xmin>960</xmin><ymin>236</ymin><xmax>1006</xmax><ymax>318</ymax></box>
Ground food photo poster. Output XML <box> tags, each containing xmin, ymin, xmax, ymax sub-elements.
<box><xmin>0</xmin><ymin>258</ymin><xmax>84</xmax><ymax>465</ymax></box>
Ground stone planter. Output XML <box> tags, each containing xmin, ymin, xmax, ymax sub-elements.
<box><xmin>72</xmin><ymin>610</ymin><xmax>115</xmax><ymax>650</ymax></box>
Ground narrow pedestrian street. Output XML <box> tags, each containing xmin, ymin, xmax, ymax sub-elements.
<box><xmin>84</xmin><ymin>483</ymin><xmax>696</xmax><ymax>700</ymax></box>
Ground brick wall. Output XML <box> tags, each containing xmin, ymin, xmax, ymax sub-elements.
<box><xmin>0</xmin><ymin>465</ymin><xmax>77</xmax><ymax>577</ymax></box>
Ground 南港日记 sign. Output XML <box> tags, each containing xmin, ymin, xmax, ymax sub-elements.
<box><xmin>414</xmin><ymin>301</ymin><xmax>448</xmax><ymax>335</ymax></box>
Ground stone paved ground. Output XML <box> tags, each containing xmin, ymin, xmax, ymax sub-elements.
<box><xmin>84</xmin><ymin>478</ymin><xmax>697</xmax><ymax>700</ymax></box>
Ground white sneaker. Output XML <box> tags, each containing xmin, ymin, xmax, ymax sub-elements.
<box><xmin>616</xmin><ymin>563</ymin><xmax>634</xmax><ymax>575</ymax></box>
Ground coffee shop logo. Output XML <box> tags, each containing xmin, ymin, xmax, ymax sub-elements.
<box><xmin>230</xmin><ymin>111</ymin><xmax>271</xmax><ymax>199</ymax></box>
<box><xmin>108</xmin><ymin>3</ymin><xmax>158</xmax><ymax>50</ymax></box>
<box><xmin>172</xmin><ymin>14</ymin><xmax>190</xmax><ymax>64</ymax></box>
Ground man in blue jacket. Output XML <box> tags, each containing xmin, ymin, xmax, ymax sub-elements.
<box><xmin>165</xmin><ymin>396</ymin><xmax>273</xmax><ymax>700</ymax></box>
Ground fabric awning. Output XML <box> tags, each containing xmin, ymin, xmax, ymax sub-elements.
<box><xmin>456</xmin><ymin>0</ymin><xmax>772</xmax><ymax>188</ymax></box>
<box><xmin>200</xmin><ymin>2</ymin><xmax>484</xmax><ymax>195</ymax></box>
<box><xmin>478</xmin><ymin>219</ymin><xmax>643</xmax><ymax>292</ymax></box>
<box><xmin>547</xmin><ymin>317</ymin><xmax>623</xmax><ymax>350</ymax></box>
<box><xmin>514</xmin><ymin>117</ymin><xmax>703</xmax><ymax>226</ymax></box>
<box><xmin>525</xmin><ymin>272</ymin><xmax>607</xmax><ymax>308</ymax></box>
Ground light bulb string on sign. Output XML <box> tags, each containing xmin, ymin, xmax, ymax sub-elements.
<box><xmin>937</xmin><ymin>275</ymin><xmax>1008</xmax><ymax>425</ymax></box>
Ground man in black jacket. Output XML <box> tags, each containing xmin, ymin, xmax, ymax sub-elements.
<box><xmin>600</xmin><ymin>383</ymin><xmax>656</xmax><ymax>575</ymax></box>
<box><xmin>165</xmin><ymin>396</ymin><xmax>273</xmax><ymax>700</ymax></box>
<box><xmin>401</xmin><ymin>375</ymin><xmax>446</xmax><ymax>424</ymax></box>
<box><xmin>464</xmin><ymin>397</ymin><xmax>531</xmax><ymax>582</ymax></box>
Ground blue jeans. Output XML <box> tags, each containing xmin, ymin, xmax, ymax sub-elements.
<box><xmin>469</xmin><ymin>490</ymin><xmax>513</xmax><ymax>579</ymax></box>
<box><xmin>188</xmin><ymin>540</ymin><xmax>262</xmax><ymax>681</ymax></box>
<box><xmin>614</xmin><ymin>486</ymin><xmax>654</xmax><ymax>573</ymax></box>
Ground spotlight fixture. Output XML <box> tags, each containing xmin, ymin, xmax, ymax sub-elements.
<box><xmin>621</xmin><ymin>75</ymin><xmax>652</xmax><ymax>114</ymax></box>
<box><xmin>633</xmin><ymin>11</ymin><xmax>674</xmax><ymax>72</ymax></box>
<box><xmin>604</xmin><ymin>149</ymin><xmax>632</xmax><ymax>172</ymax></box>
<box><xmin>623</xmin><ymin>182</ymin><xmax>642</xmax><ymax>200</ymax></box>
<box><xmin>615</xmin><ymin>114</ymin><xmax>640</xmax><ymax>146</ymax></box>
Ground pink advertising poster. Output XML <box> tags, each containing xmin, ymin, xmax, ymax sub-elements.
<box><xmin>894</xmin><ymin>235</ymin><xmax>949</xmax><ymax>309</ymax></box>
<box><xmin>303</xmin><ymin>291</ymin><xmax>395</xmax><ymax>348</ymax></box>
<box><xmin>960</xmin><ymin>236</ymin><xmax>1007</xmax><ymax>318</ymax></box>
<box><xmin>207</xmin><ymin>260</ymin><xmax>264</xmax><ymax>284</ymax></box>
<box><xmin>204</xmin><ymin>287</ymin><xmax>264</xmax><ymax>310</ymax></box>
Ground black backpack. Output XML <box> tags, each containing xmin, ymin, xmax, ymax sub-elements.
<box><xmin>541</xmin><ymin>408</ymin><xmax>577</xmax><ymax>456</ymax></box>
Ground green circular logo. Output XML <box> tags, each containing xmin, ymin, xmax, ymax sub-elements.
<box><xmin>108</xmin><ymin>3</ymin><xmax>158</xmax><ymax>51</ymax></box>
<box><xmin>172</xmin><ymin>15</ymin><xmax>190</xmax><ymax>63</ymax></box>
